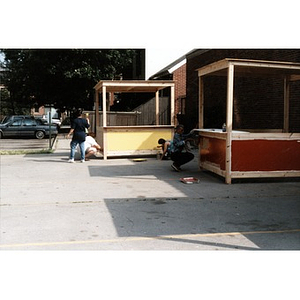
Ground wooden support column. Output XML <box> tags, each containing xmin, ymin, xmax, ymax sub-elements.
<box><xmin>283</xmin><ymin>76</ymin><xmax>290</xmax><ymax>133</ymax></box>
<box><xmin>102</xmin><ymin>86</ymin><xmax>107</xmax><ymax>160</ymax></box>
<box><xmin>95</xmin><ymin>90</ymin><xmax>99</xmax><ymax>128</ymax></box>
<box><xmin>102</xmin><ymin>86</ymin><xmax>107</xmax><ymax>127</ymax></box>
<box><xmin>155</xmin><ymin>90</ymin><xmax>160</xmax><ymax>125</ymax></box>
<box><xmin>170</xmin><ymin>85</ymin><xmax>175</xmax><ymax>126</ymax></box>
<box><xmin>199</xmin><ymin>76</ymin><xmax>204</xmax><ymax>129</ymax></box>
<box><xmin>225</xmin><ymin>63</ymin><xmax>234</xmax><ymax>184</ymax></box>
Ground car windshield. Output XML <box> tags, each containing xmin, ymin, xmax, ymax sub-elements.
<box><xmin>1</xmin><ymin>116</ymin><xmax>10</xmax><ymax>124</ymax></box>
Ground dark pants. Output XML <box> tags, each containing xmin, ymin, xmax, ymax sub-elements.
<box><xmin>171</xmin><ymin>151</ymin><xmax>194</xmax><ymax>167</ymax></box>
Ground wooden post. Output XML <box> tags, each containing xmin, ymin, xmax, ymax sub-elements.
<box><xmin>102</xmin><ymin>85</ymin><xmax>107</xmax><ymax>160</ymax></box>
<box><xmin>225</xmin><ymin>63</ymin><xmax>234</xmax><ymax>184</ymax></box>
<box><xmin>170</xmin><ymin>85</ymin><xmax>175</xmax><ymax>126</ymax></box>
<box><xmin>199</xmin><ymin>76</ymin><xmax>204</xmax><ymax>129</ymax></box>
<box><xmin>283</xmin><ymin>76</ymin><xmax>290</xmax><ymax>133</ymax></box>
<box><xmin>102</xmin><ymin>85</ymin><xmax>107</xmax><ymax>127</ymax></box>
<box><xmin>155</xmin><ymin>90</ymin><xmax>159</xmax><ymax>125</ymax></box>
<box><xmin>95</xmin><ymin>90</ymin><xmax>99</xmax><ymax>128</ymax></box>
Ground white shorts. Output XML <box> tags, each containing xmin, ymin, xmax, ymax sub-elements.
<box><xmin>85</xmin><ymin>146</ymin><xmax>97</xmax><ymax>154</ymax></box>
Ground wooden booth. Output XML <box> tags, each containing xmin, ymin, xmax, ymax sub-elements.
<box><xmin>196</xmin><ymin>58</ymin><xmax>300</xmax><ymax>184</ymax></box>
<box><xmin>94</xmin><ymin>80</ymin><xmax>175</xmax><ymax>159</ymax></box>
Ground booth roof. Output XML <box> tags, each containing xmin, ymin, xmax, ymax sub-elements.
<box><xmin>197</xmin><ymin>58</ymin><xmax>300</xmax><ymax>81</ymax></box>
<box><xmin>94</xmin><ymin>80</ymin><xmax>175</xmax><ymax>93</ymax></box>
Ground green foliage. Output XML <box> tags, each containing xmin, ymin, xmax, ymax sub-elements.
<box><xmin>0</xmin><ymin>49</ymin><xmax>138</xmax><ymax>112</ymax></box>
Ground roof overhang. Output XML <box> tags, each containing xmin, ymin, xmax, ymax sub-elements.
<box><xmin>94</xmin><ymin>80</ymin><xmax>175</xmax><ymax>93</ymax></box>
<box><xmin>197</xmin><ymin>58</ymin><xmax>300</xmax><ymax>81</ymax></box>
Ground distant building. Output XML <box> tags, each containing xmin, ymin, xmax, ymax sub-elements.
<box><xmin>149</xmin><ymin>52</ymin><xmax>191</xmax><ymax>124</ymax></box>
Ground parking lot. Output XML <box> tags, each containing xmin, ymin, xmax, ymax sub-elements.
<box><xmin>0</xmin><ymin>136</ymin><xmax>57</xmax><ymax>151</ymax></box>
<box><xmin>1</xmin><ymin>135</ymin><xmax>299</xmax><ymax>299</ymax></box>
<box><xmin>1</xmin><ymin>135</ymin><xmax>300</xmax><ymax>251</ymax></box>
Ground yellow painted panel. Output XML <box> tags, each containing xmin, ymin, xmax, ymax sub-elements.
<box><xmin>107</xmin><ymin>130</ymin><xmax>172</xmax><ymax>151</ymax></box>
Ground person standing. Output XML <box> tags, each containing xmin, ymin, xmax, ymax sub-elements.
<box><xmin>170</xmin><ymin>124</ymin><xmax>195</xmax><ymax>171</ymax></box>
<box><xmin>67</xmin><ymin>109</ymin><xmax>90</xmax><ymax>163</ymax></box>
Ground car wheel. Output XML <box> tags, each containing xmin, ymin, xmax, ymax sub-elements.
<box><xmin>0</xmin><ymin>132</ymin><xmax>3</xmax><ymax>139</ymax></box>
<box><xmin>35</xmin><ymin>130</ymin><xmax>45</xmax><ymax>139</ymax></box>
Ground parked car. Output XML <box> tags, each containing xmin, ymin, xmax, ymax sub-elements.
<box><xmin>0</xmin><ymin>115</ymin><xmax>58</xmax><ymax>139</ymax></box>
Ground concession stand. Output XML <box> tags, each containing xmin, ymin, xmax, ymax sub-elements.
<box><xmin>94</xmin><ymin>80</ymin><xmax>175</xmax><ymax>160</ymax></box>
<box><xmin>196</xmin><ymin>58</ymin><xmax>300</xmax><ymax>184</ymax></box>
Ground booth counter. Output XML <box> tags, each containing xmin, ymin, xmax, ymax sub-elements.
<box><xmin>197</xmin><ymin>129</ymin><xmax>300</xmax><ymax>181</ymax></box>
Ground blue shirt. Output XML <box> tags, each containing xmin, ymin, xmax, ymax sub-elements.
<box><xmin>71</xmin><ymin>117</ymin><xmax>90</xmax><ymax>142</ymax></box>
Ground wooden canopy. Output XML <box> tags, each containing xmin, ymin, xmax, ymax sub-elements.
<box><xmin>94</xmin><ymin>80</ymin><xmax>176</xmax><ymax>93</ymax></box>
<box><xmin>197</xmin><ymin>58</ymin><xmax>300</xmax><ymax>81</ymax></box>
<box><xmin>94</xmin><ymin>80</ymin><xmax>176</xmax><ymax>127</ymax></box>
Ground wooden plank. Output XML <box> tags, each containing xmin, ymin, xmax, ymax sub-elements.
<box><xmin>95</xmin><ymin>91</ymin><xmax>99</xmax><ymax>127</ymax></box>
<box><xmin>232</xmin><ymin>132</ymin><xmax>300</xmax><ymax>140</ymax></box>
<box><xmin>231</xmin><ymin>171</ymin><xmax>300</xmax><ymax>178</ymax></box>
<box><xmin>197</xmin><ymin>59</ymin><xmax>229</xmax><ymax>77</ymax></box>
<box><xmin>102</xmin><ymin>86</ymin><xmax>107</xmax><ymax>127</ymax></box>
<box><xmin>283</xmin><ymin>76</ymin><xmax>290</xmax><ymax>133</ymax></box>
<box><xmin>170</xmin><ymin>85</ymin><xmax>175</xmax><ymax>126</ymax></box>
<box><xmin>225</xmin><ymin>63</ymin><xmax>234</xmax><ymax>184</ymax></box>
<box><xmin>199</xmin><ymin>76</ymin><xmax>204</xmax><ymax>128</ymax></box>
<box><xmin>155</xmin><ymin>90</ymin><xmax>159</xmax><ymax>125</ymax></box>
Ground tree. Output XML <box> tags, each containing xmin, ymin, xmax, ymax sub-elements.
<box><xmin>0</xmin><ymin>49</ymin><xmax>142</xmax><ymax>113</ymax></box>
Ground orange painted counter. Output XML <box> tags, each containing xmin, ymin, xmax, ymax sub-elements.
<box><xmin>197</xmin><ymin>129</ymin><xmax>300</xmax><ymax>181</ymax></box>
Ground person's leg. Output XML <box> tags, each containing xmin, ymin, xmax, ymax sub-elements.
<box><xmin>179</xmin><ymin>152</ymin><xmax>194</xmax><ymax>166</ymax></box>
<box><xmin>79</xmin><ymin>141</ymin><xmax>85</xmax><ymax>161</ymax></box>
<box><xmin>85</xmin><ymin>147</ymin><xmax>96</xmax><ymax>160</ymax></box>
<box><xmin>69</xmin><ymin>140</ymin><xmax>78</xmax><ymax>160</ymax></box>
<box><xmin>170</xmin><ymin>152</ymin><xmax>181</xmax><ymax>171</ymax></box>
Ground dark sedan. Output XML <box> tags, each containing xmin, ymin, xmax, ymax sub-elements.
<box><xmin>0</xmin><ymin>116</ymin><xmax>58</xmax><ymax>139</ymax></box>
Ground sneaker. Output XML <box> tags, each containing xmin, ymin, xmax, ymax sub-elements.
<box><xmin>68</xmin><ymin>159</ymin><xmax>74</xmax><ymax>163</ymax></box>
<box><xmin>171</xmin><ymin>163</ymin><xmax>180</xmax><ymax>172</ymax></box>
<box><xmin>80</xmin><ymin>159</ymin><xmax>85</xmax><ymax>163</ymax></box>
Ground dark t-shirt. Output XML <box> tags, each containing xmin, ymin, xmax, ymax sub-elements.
<box><xmin>71</xmin><ymin>117</ymin><xmax>90</xmax><ymax>141</ymax></box>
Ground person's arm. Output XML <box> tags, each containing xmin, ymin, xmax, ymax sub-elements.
<box><xmin>160</xmin><ymin>143</ymin><xmax>168</xmax><ymax>160</ymax></box>
<box><xmin>91</xmin><ymin>138</ymin><xmax>102</xmax><ymax>151</ymax></box>
<box><xmin>67</xmin><ymin>128</ymin><xmax>74</xmax><ymax>139</ymax></box>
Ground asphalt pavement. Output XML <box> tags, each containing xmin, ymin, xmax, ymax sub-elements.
<box><xmin>0</xmin><ymin>135</ymin><xmax>300</xmax><ymax>250</ymax></box>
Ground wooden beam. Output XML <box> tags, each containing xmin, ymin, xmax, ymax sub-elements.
<box><xmin>170</xmin><ymin>85</ymin><xmax>175</xmax><ymax>126</ymax></box>
<box><xmin>199</xmin><ymin>76</ymin><xmax>204</xmax><ymax>128</ymax></box>
<box><xmin>102</xmin><ymin>86</ymin><xmax>107</xmax><ymax>127</ymax></box>
<box><xmin>102</xmin><ymin>86</ymin><xmax>107</xmax><ymax>160</ymax></box>
<box><xmin>197</xmin><ymin>59</ymin><xmax>229</xmax><ymax>77</ymax></box>
<box><xmin>225</xmin><ymin>63</ymin><xmax>235</xmax><ymax>184</ymax></box>
<box><xmin>95</xmin><ymin>90</ymin><xmax>99</xmax><ymax>128</ymax></box>
<box><xmin>283</xmin><ymin>76</ymin><xmax>290</xmax><ymax>133</ymax></box>
<box><xmin>155</xmin><ymin>90</ymin><xmax>160</xmax><ymax>125</ymax></box>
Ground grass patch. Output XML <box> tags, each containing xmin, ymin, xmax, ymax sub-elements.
<box><xmin>0</xmin><ymin>149</ymin><xmax>54</xmax><ymax>155</ymax></box>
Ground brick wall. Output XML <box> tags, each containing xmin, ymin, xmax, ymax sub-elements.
<box><xmin>185</xmin><ymin>49</ymin><xmax>300</xmax><ymax>132</ymax></box>
<box><xmin>173</xmin><ymin>63</ymin><xmax>186</xmax><ymax>121</ymax></box>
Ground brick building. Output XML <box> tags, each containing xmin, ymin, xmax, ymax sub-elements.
<box><xmin>185</xmin><ymin>49</ymin><xmax>300</xmax><ymax>132</ymax></box>
<box><xmin>149</xmin><ymin>54</ymin><xmax>188</xmax><ymax>124</ymax></box>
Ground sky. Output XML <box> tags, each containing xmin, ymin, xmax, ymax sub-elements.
<box><xmin>2</xmin><ymin>2</ymin><xmax>299</xmax><ymax>79</ymax></box>
<box><xmin>146</xmin><ymin>47</ymin><xmax>191</xmax><ymax>78</ymax></box>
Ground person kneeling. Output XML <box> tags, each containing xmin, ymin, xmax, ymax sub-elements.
<box><xmin>170</xmin><ymin>124</ymin><xmax>194</xmax><ymax>171</ymax></box>
<box><xmin>84</xmin><ymin>132</ymin><xmax>102</xmax><ymax>160</ymax></box>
